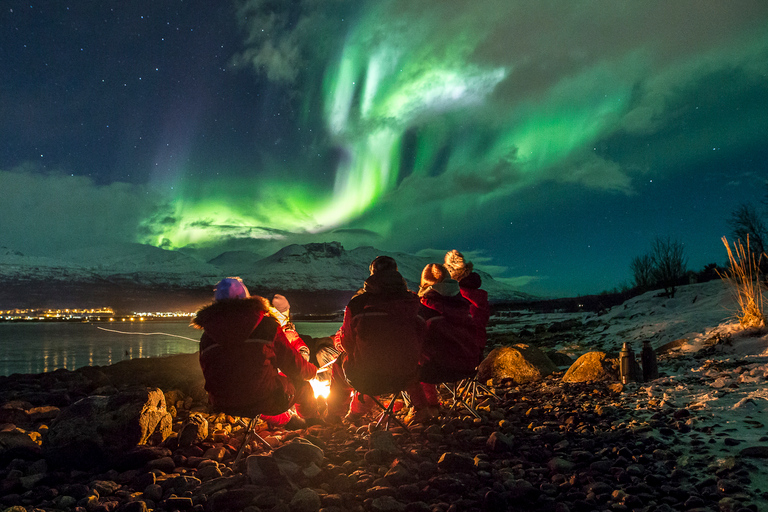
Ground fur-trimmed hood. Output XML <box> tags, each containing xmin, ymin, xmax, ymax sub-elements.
<box><xmin>191</xmin><ymin>296</ymin><xmax>271</xmax><ymax>345</ymax></box>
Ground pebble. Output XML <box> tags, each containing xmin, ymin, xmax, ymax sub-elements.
<box><xmin>1</xmin><ymin>357</ymin><xmax>765</xmax><ymax>512</ymax></box>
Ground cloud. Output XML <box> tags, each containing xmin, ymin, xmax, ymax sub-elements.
<box><xmin>0</xmin><ymin>166</ymin><xmax>166</xmax><ymax>256</ymax></box>
<box><xmin>230</xmin><ymin>0</ymin><xmax>355</xmax><ymax>84</ymax></box>
<box><xmin>495</xmin><ymin>275</ymin><xmax>543</xmax><ymax>288</ymax></box>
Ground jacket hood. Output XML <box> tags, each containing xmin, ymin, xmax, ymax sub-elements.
<box><xmin>459</xmin><ymin>272</ymin><xmax>482</xmax><ymax>290</ymax></box>
<box><xmin>363</xmin><ymin>269</ymin><xmax>408</xmax><ymax>295</ymax></box>
<box><xmin>419</xmin><ymin>278</ymin><xmax>460</xmax><ymax>297</ymax></box>
<box><xmin>191</xmin><ymin>297</ymin><xmax>271</xmax><ymax>344</ymax></box>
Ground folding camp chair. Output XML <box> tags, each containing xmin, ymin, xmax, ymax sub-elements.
<box><xmin>364</xmin><ymin>391</ymin><xmax>411</xmax><ymax>432</ymax></box>
<box><xmin>232</xmin><ymin>414</ymin><xmax>272</xmax><ymax>465</ymax></box>
<box><xmin>443</xmin><ymin>372</ymin><xmax>500</xmax><ymax>418</ymax></box>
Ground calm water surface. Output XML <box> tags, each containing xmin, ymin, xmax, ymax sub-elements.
<box><xmin>0</xmin><ymin>321</ymin><xmax>341</xmax><ymax>376</ymax></box>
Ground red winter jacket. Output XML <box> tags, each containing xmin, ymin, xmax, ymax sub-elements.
<box><xmin>338</xmin><ymin>270</ymin><xmax>425</xmax><ymax>395</ymax></box>
<box><xmin>192</xmin><ymin>297</ymin><xmax>317</xmax><ymax>416</ymax></box>
<box><xmin>418</xmin><ymin>280</ymin><xmax>482</xmax><ymax>383</ymax></box>
<box><xmin>457</xmin><ymin>272</ymin><xmax>490</xmax><ymax>355</ymax></box>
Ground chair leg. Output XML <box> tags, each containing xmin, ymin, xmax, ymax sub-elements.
<box><xmin>368</xmin><ymin>393</ymin><xmax>410</xmax><ymax>433</ymax></box>
<box><xmin>233</xmin><ymin>415</ymin><xmax>270</xmax><ymax>466</ymax></box>
<box><xmin>445</xmin><ymin>378</ymin><xmax>483</xmax><ymax>419</ymax></box>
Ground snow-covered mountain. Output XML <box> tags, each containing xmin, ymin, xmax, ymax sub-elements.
<box><xmin>0</xmin><ymin>242</ymin><xmax>531</xmax><ymax>311</ymax></box>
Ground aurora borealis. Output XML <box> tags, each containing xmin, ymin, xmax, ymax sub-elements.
<box><xmin>2</xmin><ymin>1</ymin><xmax>768</xmax><ymax>297</ymax></box>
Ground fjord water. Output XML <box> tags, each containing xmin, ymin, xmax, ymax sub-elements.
<box><xmin>0</xmin><ymin>321</ymin><xmax>341</xmax><ymax>377</ymax></box>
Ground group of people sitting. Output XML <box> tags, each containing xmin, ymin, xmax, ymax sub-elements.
<box><xmin>191</xmin><ymin>249</ymin><xmax>489</xmax><ymax>429</ymax></box>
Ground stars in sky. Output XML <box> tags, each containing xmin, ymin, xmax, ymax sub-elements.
<box><xmin>1</xmin><ymin>1</ymin><xmax>768</xmax><ymax>297</ymax></box>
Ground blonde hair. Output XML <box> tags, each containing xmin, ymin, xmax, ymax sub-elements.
<box><xmin>419</xmin><ymin>263</ymin><xmax>448</xmax><ymax>296</ymax></box>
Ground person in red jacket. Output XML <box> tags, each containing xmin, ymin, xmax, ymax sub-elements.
<box><xmin>325</xmin><ymin>263</ymin><xmax>425</xmax><ymax>424</ymax></box>
<box><xmin>192</xmin><ymin>277</ymin><xmax>321</xmax><ymax>428</ymax></box>
<box><xmin>443</xmin><ymin>249</ymin><xmax>490</xmax><ymax>363</ymax></box>
<box><xmin>407</xmin><ymin>263</ymin><xmax>480</xmax><ymax>424</ymax></box>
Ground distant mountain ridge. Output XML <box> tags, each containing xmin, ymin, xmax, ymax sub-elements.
<box><xmin>0</xmin><ymin>242</ymin><xmax>532</xmax><ymax>311</ymax></box>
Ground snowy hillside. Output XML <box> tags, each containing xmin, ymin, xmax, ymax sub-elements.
<box><xmin>213</xmin><ymin>242</ymin><xmax>531</xmax><ymax>301</ymax></box>
<box><xmin>0</xmin><ymin>242</ymin><xmax>530</xmax><ymax>306</ymax></box>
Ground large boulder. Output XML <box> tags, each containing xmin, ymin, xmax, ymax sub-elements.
<box><xmin>477</xmin><ymin>344</ymin><xmax>557</xmax><ymax>385</ymax></box>
<box><xmin>42</xmin><ymin>387</ymin><xmax>172</xmax><ymax>469</ymax></box>
<box><xmin>562</xmin><ymin>351</ymin><xmax>619</xmax><ymax>383</ymax></box>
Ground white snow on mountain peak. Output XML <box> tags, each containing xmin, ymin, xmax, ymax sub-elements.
<box><xmin>0</xmin><ymin>241</ymin><xmax>530</xmax><ymax>301</ymax></box>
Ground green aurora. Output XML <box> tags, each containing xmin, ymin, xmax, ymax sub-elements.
<box><xmin>3</xmin><ymin>0</ymin><xmax>768</xmax><ymax>296</ymax></box>
<box><xmin>142</xmin><ymin>1</ymin><xmax>661</xmax><ymax>250</ymax></box>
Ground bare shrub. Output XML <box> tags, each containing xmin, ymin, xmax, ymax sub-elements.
<box><xmin>630</xmin><ymin>254</ymin><xmax>654</xmax><ymax>291</ymax></box>
<box><xmin>650</xmin><ymin>236</ymin><xmax>687</xmax><ymax>298</ymax></box>
<box><xmin>719</xmin><ymin>236</ymin><xmax>766</xmax><ymax>330</ymax></box>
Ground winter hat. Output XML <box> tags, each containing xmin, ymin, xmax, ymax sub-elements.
<box><xmin>214</xmin><ymin>277</ymin><xmax>250</xmax><ymax>301</ymax></box>
<box><xmin>271</xmin><ymin>294</ymin><xmax>290</xmax><ymax>314</ymax></box>
<box><xmin>444</xmin><ymin>249</ymin><xmax>473</xmax><ymax>282</ymax></box>
<box><xmin>419</xmin><ymin>263</ymin><xmax>448</xmax><ymax>296</ymax></box>
<box><xmin>369</xmin><ymin>255</ymin><xmax>398</xmax><ymax>275</ymax></box>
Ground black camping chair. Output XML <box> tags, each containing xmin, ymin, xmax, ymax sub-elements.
<box><xmin>212</xmin><ymin>404</ymin><xmax>273</xmax><ymax>466</ymax></box>
<box><xmin>350</xmin><ymin>376</ymin><xmax>413</xmax><ymax>433</ymax></box>
<box><xmin>442</xmin><ymin>370</ymin><xmax>500</xmax><ymax>418</ymax></box>
<box><xmin>231</xmin><ymin>414</ymin><xmax>272</xmax><ymax>466</ymax></box>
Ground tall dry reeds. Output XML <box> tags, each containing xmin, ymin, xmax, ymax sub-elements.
<box><xmin>719</xmin><ymin>236</ymin><xmax>766</xmax><ymax>330</ymax></box>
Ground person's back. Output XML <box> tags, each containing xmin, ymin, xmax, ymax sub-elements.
<box><xmin>444</xmin><ymin>250</ymin><xmax>490</xmax><ymax>362</ymax></box>
<box><xmin>340</xmin><ymin>269</ymin><xmax>424</xmax><ymax>394</ymax></box>
<box><xmin>192</xmin><ymin>278</ymin><xmax>316</xmax><ymax>418</ymax></box>
<box><xmin>418</xmin><ymin>274</ymin><xmax>480</xmax><ymax>383</ymax></box>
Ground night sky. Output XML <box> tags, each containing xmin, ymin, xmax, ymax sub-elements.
<box><xmin>2</xmin><ymin>1</ymin><xmax>768</xmax><ymax>297</ymax></box>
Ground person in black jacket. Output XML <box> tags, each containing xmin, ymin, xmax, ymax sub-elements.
<box><xmin>192</xmin><ymin>277</ymin><xmax>321</xmax><ymax>428</ymax></box>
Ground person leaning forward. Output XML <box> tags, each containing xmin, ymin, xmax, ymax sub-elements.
<box><xmin>191</xmin><ymin>277</ymin><xmax>321</xmax><ymax>424</ymax></box>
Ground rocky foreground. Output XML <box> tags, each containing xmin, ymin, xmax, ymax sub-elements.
<box><xmin>1</xmin><ymin>348</ymin><xmax>768</xmax><ymax>512</ymax></box>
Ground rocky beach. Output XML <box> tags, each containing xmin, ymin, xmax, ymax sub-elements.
<box><xmin>2</xmin><ymin>280</ymin><xmax>768</xmax><ymax>512</ymax></box>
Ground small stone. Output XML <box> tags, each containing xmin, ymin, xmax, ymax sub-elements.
<box><xmin>370</xmin><ymin>495</ymin><xmax>406</xmax><ymax>512</ymax></box>
<box><xmin>436</xmin><ymin>452</ymin><xmax>475</xmax><ymax>473</ymax></box>
<box><xmin>290</xmin><ymin>488</ymin><xmax>321</xmax><ymax>512</ymax></box>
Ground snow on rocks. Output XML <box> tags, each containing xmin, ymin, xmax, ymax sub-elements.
<box><xmin>1</xmin><ymin>280</ymin><xmax>767</xmax><ymax>511</ymax></box>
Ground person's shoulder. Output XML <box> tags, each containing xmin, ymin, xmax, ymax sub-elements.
<box><xmin>252</xmin><ymin>314</ymin><xmax>279</xmax><ymax>340</ymax></box>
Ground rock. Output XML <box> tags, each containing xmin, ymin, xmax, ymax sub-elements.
<box><xmin>42</xmin><ymin>387</ymin><xmax>173</xmax><ymax>469</ymax></box>
<box><xmin>547</xmin><ymin>457</ymin><xmax>574</xmax><ymax>473</ymax></box>
<box><xmin>544</xmin><ymin>351</ymin><xmax>575</xmax><ymax>367</ymax></box>
<box><xmin>656</xmin><ymin>338</ymin><xmax>688</xmax><ymax>354</ymax></box>
<box><xmin>273</xmin><ymin>437</ymin><xmax>324</xmax><ymax>466</ymax></box>
<box><xmin>369</xmin><ymin>430</ymin><xmax>399</xmax><ymax>455</ymax></box>
<box><xmin>207</xmin><ymin>488</ymin><xmax>258</xmax><ymax>511</ymax></box>
<box><xmin>562</xmin><ymin>352</ymin><xmax>619</xmax><ymax>383</ymax></box>
<box><xmin>739</xmin><ymin>446</ymin><xmax>768</xmax><ymax>458</ymax></box>
<box><xmin>246</xmin><ymin>455</ymin><xmax>290</xmax><ymax>486</ymax></box>
<box><xmin>0</xmin><ymin>430</ymin><xmax>42</xmax><ymax>463</ymax></box>
<box><xmin>437</xmin><ymin>452</ymin><xmax>475</xmax><ymax>473</ymax></box>
<box><xmin>178</xmin><ymin>413</ymin><xmax>208</xmax><ymax>447</ymax></box>
<box><xmin>477</xmin><ymin>344</ymin><xmax>558</xmax><ymax>385</ymax></box>
<box><xmin>27</xmin><ymin>405</ymin><xmax>60</xmax><ymax>422</ymax></box>
<box><xmin>383</xmin><ymin>460</ymin><xmax>415</xmax><ymax>485</ymax></box>
<box><xmin>486</xmin><ymin>431</ymin><xmax>514</xmax><ymax>453</ymax></box>
<box><xmin>370</xmin><ymin>495</ymin><xmax>406</xmax><ymax>512</ymax></box>
<box><xmin>290</xmin><ymin>488</ymin><xmax>321</xmax><ymax>512</ymax></box>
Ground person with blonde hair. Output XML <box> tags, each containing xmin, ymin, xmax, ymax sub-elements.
<box><xmin>443</xmin><ymin>249</ymin><xmax>490</xmax><ymax>359</ymax></box>
<box><xmin>407</xmin><ymin>263</ymin><xmax>480</xmax><ymax>424</ymax></box>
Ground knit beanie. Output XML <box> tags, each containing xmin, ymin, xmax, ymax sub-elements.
<box><xmin>271</xmin><ymin>294</ymin><xmax>290</xmax><ymax>314</ymax></box>
<box><xmin>214</xmin><ymin>277</ymin><xmax>250</xmax><ymax>301</ymax></box>
<box><xmin>443</xmin><ymin>250</ymin><xmax>473</xmax><ymax>282</ymax></box>
<box><xmin>369</xmin><ymin>255</ymin><xmax>398</xmax><ymax>275</ymax></box>
<box><xmin>419</xmin><ymin>263</ymin><xmax>448</xmax><ymax>296</ymax></box>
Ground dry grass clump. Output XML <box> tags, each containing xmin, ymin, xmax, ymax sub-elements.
<box><xmin>719</xmin><ymin>236</ymin><xmax>766</xmax><ymax>330</ymax></box>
